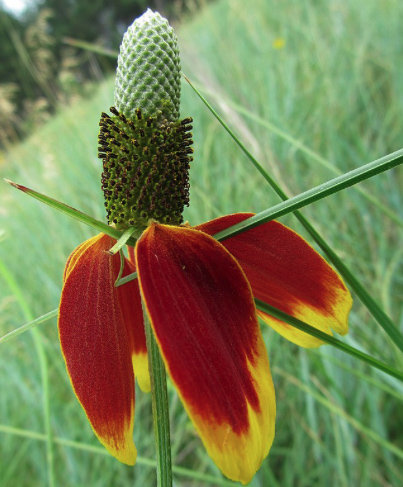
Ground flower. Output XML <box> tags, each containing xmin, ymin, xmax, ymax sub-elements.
<box><xmin>58</xmin><ymin>9</ymin><xmax>352</xmax><ymax>485</ymax></box>
<box><xmin>59</xmin><ymin>212</ymin><xmax>352</xmax><ymax>484</ymax></box>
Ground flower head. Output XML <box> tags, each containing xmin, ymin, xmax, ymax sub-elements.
<box><xmin>58</xmin><ymin>10</ymin><xmax>352</xmax><ymax>484</ymax></box>
<box><xmin>99</xmin><ymin>9</ymin><xmax>192</xmax><ymax>231</ymax></box>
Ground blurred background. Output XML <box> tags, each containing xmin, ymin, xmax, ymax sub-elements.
<box><xmin>0</xmin><ymin>0</ymin><xmax>402</xmax><ymax>486</ymax></box>
<box><xmin>0</xmin><ymin>0</ymin><xmax>194</xmax><ymax>145</ymax></box>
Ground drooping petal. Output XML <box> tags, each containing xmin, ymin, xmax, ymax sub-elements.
<box><xmin>196</xmin><ymin>213</ymin><xmax>352</xmax><ymax>348</ymax></box>
<box><xmin>135</xmin><ymin>223</ymin><xmax>275</xmax><ymax>485</ymax></box>
<box><xmin>63</xmin><ymin>238</ymin><xmax>95</xmax><ymax>281</ymax></box>
<box><xmin>125</xmin><ymin>245</ymin><xmax>150</xmax><ymax>393</ymax></box>
<box><xmin>59</xmin><ymin>233</ymin><xmax>137</xmax><ymax>464</ymax></box>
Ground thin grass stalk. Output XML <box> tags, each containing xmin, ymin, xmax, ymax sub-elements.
<box><xmin>256</xmin><ymin>299</ymin><xmax>403</xmax><ymax>382</ymax></box>
<box><xmin>275</xmin><ymin>368</ymin><xmax>403</xmax><ymax>460</ymax></box>
<box><xmin>212</xmin><ymin>149</ymin><xmax>403</xmax><ymax>239</ymax></box>
<box><xmin>184</xmin><ymin>76</ymin><xmax>403</xmax><ymax>354</ymax></box>
<box><xmin>3</xmin><ymin>13</ymin><xmax>57</xmax><ymax>105</ymax></box>
<box><xmin>3</xmin><ymin>301</ymin><xmax>402</xmax><ymax>384</ymax></box>
<box><xmin>0</xmin><ymin>259</ymin><xmax>55</xmax><ymax>487</ymax></box>
<box><xmin>0</xmin><ymin>425</ymin><xmax>235</xmax><ymax>486</ymax></box>
<box><xmin>142</xmin><ymin>302</ymin><xmax>172</xmax><ymax>487</ymax></box>
<box><xmin>202</xmin><ymin>88</ymin><xmax>403</xmax><ymax>228</ymax></box>
<box><xmin>0</xmin><ymin>309</ymin><xmax>58</xmax><ymax>344</ymax></box>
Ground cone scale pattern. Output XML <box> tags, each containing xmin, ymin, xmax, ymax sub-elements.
<box><xmin>114</xmin><ymin>9</ymin><xmax>181</xmax><ymax>122</ymax></box>
<box><xmin>99</xmin><ymin>9</ymin><xmax>194</xmax><ymax>229</ymax></box>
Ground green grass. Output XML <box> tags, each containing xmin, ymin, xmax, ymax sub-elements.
<box><xmin>1</xmin><ymin>0</ymin><xmax>403</xmax><ymax>485</ymax></box>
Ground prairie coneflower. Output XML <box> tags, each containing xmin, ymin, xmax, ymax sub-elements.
<box><xmin>58</xmin><ymin>10</ymin><xmax>352</xmax><ymax>484</ymax></box>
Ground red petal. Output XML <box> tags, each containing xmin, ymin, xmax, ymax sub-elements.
<box><xmin>196</xmin><ymin>214</ymin><xmax>352</xmax><ymax>348</ymax></box>
<box><xmin>127</xmin><ymin>245</ymin><xmax>135</xmax><ymax>264</ymax></box>
<box><xmin>123</xmin><ymin>247</ymin><xmax>150</xmax><ymax>392</ymax></box>
<box><xmin>63</xmin><ymin>239</ymin><xmax>94</xmax><ymax>281</ymax></box>
<box><xmin>59</xmin><ymin>234</ymin><xmax>137</xmax><ymax>464</ymax></box>
<box><xmin>136</xmin><ymin>224</ymin><xmax>275</xmax><ymax>484</ymax></box>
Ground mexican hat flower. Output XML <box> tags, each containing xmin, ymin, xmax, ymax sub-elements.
<box><xmin>58</xmin><ymin>10</ymin><xmax>352</xmax><ymax>484</ymax></box>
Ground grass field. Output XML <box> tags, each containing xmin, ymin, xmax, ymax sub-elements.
<box><xmin>1</xmin><ymin>0</ymin><xmax>403</xmax><ymax>485</ymax></box>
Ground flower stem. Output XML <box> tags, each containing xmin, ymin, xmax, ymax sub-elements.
<box><xmin>142</xmin><ymin>303</ymin><xmax>172</xmax><ymax>487</ymax></box>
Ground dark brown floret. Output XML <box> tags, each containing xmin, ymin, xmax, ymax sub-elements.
<box><xmin>97</xmin><ymin>106</ymin><xmax>194</xmax><ymax>229</ymax></box>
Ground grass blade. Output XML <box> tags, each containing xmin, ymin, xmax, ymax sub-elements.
<box><xmin>184</xmin><ymin>75</ymin><xmax>403</xmax><ymax>355</ymax></box>
<box><xmin>0</xmin><ymin>259</ymin><xmax>55</xmax><ymax>487</ymax></box>
<box><xmin>0</xmin><ymin>425</ymin><xmax>235</xmax><ymax>486</ymax></box>
<box><xmin>0</xmin><ymin>309</ymin><xmax>57</xmax><ymax>345</ymax></box>
<box><xmin>275</xmin><ymin>369</ymin><xmax>403</xmax><ymax>460</ymax></box>
<box><xmin>4</xmin><ymin>179</ymin><xmax>137</xmax><ymax>248</ymax></box>
<box><xmin>62</xmin><ymin>37</ymin><xmax>119</xmax><ymax>58</ymax></box>
<box><xmin>196</xmin><ymin>84</ymin><xmax>403</xmax><ymax>228</ymax></box>
<box><xmin>212</xmin><ymin>148</ymin><xmax>403</xmax><ymax>240</ymax></box>
<box><xmin>256</xmin><ymin>299</ymin><xmax>403</xmax><ymax>382</ymax></box>
<box><xmin>6</xmin><ymin>298</ymin><xmax>401</xmax><ymax>384</ymax></box>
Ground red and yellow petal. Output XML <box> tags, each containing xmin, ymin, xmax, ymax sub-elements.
<box><xmin>58</xmin><ymin>233</ymin><xmax>137</xmax><ymax>464</ymax></box>
<box><xmin>136</xmin><ymin>223</ymin><xmax>275</xmax><ymax>484</ymax></box>
<box><xmin>63</xmin><ymin>238</ymin><xmax>95</xmax><ymax>281</ymax></box>
<box><xmin>196</xmin><ymin>214</ymin><xmax>352</xmax><ymax>348</ymax></box>
<box><xmin>124</xmin><ymin>246</ymin><xmax>150</xmax><ymax>393</ymax></box>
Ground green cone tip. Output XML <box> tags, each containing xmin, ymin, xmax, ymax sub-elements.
<box><xmin>114</xmin><ymin>9</ymin><xmax>181</xmax><ymax>122</ymax></box>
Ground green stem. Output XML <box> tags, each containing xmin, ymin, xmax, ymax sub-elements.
<box><xmin>142</xmin><ymin>302</ymin><xmax>172</xmax><ymax>487</ymax></box>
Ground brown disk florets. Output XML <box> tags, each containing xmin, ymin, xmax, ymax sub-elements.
<box><xmin>98</xmin><ymin>107</ymin><xmax>194</xmax><ymax>230</ymax></box>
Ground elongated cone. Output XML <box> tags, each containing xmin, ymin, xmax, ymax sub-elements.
<box><xmin>59</xmin><ymin>234</ymin><xmax>139</xmax><ymax>464</ymax></box>
<box><xmin>136</xmin><ymin>223</ymin><xmax>276</xmax><ymax>484</ymax></box>
<box><xmin>114</xmin><ymin>8</ymin><xmax>181</xmax><ymax>122</ymax></box>
<box><xmin>196</xmin><ymin>213</ymin><xmax>352</xmax><ymax>347</ymax></box>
